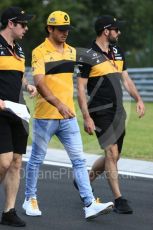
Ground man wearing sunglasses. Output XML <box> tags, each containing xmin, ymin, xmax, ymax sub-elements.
<box><xmin>22</xmin><ymin>10</ymin><xmax>113</xmax><ymax>220</ymax></box>
<box><xmin>77</xmin><ymin>15</ymin><xmax>145</xmax><ymax>214</ymax></box>
<box><xmin>0</xmin><ymin>6</ymin><xmax>36</xmax><ymax>227</ymax></box>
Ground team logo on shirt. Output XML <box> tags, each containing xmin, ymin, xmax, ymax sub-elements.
<box><xmin>113</xmin><ymin>47</ymin><xmax>118</xmax><ymax>54</ymax></box>
<box><xmin>0</xmin><ymin>51</ymin><xmax>5</xmax><ymax>55</ymax></box>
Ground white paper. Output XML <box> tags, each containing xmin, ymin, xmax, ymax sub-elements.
<box><xmin>4</xmin><ymin>100</ymin><xmax>31</xmax><ymax>122</ymax></box>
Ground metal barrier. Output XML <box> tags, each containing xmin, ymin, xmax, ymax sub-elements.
<box><xmin>124</xmin><ymin>68</ymin><xmax>153</xmax><ymax>102</ymax></box>
<box><xmin>25</xmin><ymin>67</ymin><xmax>153</xmax><ymax>102</ymax></box>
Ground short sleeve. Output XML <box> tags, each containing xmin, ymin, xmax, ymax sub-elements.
<box><xmin>76</xmin><ymin>47</ymin><xmax>92</xmax><ymax>78</ymax></box>
<box><xmin>77</xmin><ymin>62</ymin><xmax>91</xmax><ymax>78</ymax></box>
<box><xmin>122</xmin><ymin>54</ymin><xmax>127</xmax><ymax>71</ymax></box>
<box><xmin>32</xmin><ymin>49</ymin><xmax>45</xmax><ymax>76</ymax></box>
<box><xmin>118</xmin><ymin>47</ymin><xmax>127</xmax><ymax>71</ymax></box>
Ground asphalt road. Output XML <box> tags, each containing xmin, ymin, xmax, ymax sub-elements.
<box><xmin>0</xmin><ymin>163</ymin><xmax>153</xmax><ymax>230</ymax></box>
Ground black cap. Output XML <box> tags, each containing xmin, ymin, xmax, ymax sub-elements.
<box><xmin>95</xmin><ymin>15</ymin><xmax>125</xmax><ymax>33</ymax></box>
<box><xmin>0</xmin><ymin>6</ymin><xmax>33</xmax><ymax>25</ymax></box>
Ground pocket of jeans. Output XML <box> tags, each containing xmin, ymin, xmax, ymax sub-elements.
<box><xmin>68</xmin><ymin>117</ymin><xmax>80</xmax><ymax>133</ymax></box>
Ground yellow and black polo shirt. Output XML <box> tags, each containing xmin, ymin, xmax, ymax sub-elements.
<box><xmin>32</xmin><ymin>38</ymin><xmax>76</xmax><ymax>119</ymax></box>
<box><xmin>78</xmin><ymin>41</ymin><xmax>127</xmax><ymax>113</ymax></box>
<box><xmin>0</xmin><ymin>35</ymin><xmax>25</xmax><ymax>103</ymax></box>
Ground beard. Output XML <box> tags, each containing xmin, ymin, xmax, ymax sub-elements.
<box><xmin>108</xmin><ymin>36</ymin><xmax>118</xmax><ymax>45</ymax></box>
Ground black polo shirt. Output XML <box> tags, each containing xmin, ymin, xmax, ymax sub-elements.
<box><xmin>0</xmin><ymin>34</ymin><xmax>25</xmax><ymax>103</ymax></box>
<box><xmin>77</xmin><ymin>41</ymin><xmax>127</xmax><ymax>114</ymax></box>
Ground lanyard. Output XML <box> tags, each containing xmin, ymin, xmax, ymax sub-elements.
<box><xmin>0</xmin><ymin>35</ymin><xmax>22</xmax><ymax>61</ymax></box>
<box><xmin>103</xmin><ymin>50</ymin><xmax>118</xmax><ymax>71</ymax></box>
<box><xmin>6</xmin><ymin>45</ymin><xmax>22</xmax><ymax>61</ymax></box>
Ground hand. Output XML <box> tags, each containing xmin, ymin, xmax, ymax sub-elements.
<box><xmin>26</xmin><ymin>84</ymin><xmax>37</xmax><ymax>97</ymax></box>
<box><xmin>57</xmin><ymin>103</ymin><xmax>75</xmax><ymax>119</ymax></box>
<box><xmin>136</xmin><ymin>100</ymin><xmax>145</xmax><ymax>118</ymax></box>
<box><xmin>84</xmin><ymin>116</ymin><xmax>95</xmax><ymax>135</ymax></box>
<box><xmin>0</xmin><ymin>99</ymin><xmax>5</xmax><ymax>110</ymax></box>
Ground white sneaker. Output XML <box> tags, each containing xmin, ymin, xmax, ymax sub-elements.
<box><xmin>84</xmin><ymin>199</ymin><xmax>114</xmax><ymax>220</ymax></box>
<box><xmin>22</xmin><ymin>197</ymin><xmax>42</xmax><ymax>216</ymax></box>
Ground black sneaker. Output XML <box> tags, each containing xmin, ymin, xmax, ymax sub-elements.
<box><xmin>114</xmin><ymin>198</ymin><xmax>133</xmax><ymax>214</ymax></box>
<box><xmin>1</xmin><ymin>209</ymin><xmax>26</xmax><ymax>227</ymax></box>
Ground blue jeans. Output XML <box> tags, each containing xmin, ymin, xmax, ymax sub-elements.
<box><xmin>25</xmin><ymin>117</ymin><xmax>94</xmax><ymax>206</ymax></box>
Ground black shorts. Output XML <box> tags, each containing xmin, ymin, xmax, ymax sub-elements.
<box><xmin>90</xmin><ymin>109</ymin><xmax>126</xmax><ymax>153</ymax></box>
<box><xmin>0</xmin><ymin>111</ymin><xmax>29</xmax><ymax>154</ymax></box>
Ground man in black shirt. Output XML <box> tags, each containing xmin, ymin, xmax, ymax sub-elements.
<box><xmin>0</xmin><ymin>6</ymin><xmax>36</xmax><ymax>227</ymax></box>
<box><xmin>77</xmin><ymin>15</ymin><xmax>145</xmax><ymax>214</ymax></box>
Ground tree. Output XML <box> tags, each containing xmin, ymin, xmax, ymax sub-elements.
<box><xmin>0</xmin><ymin>0</ymin><xmax>153</xmax><ymax>67</ymax></box>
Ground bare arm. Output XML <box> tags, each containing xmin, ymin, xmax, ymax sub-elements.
<box><xmin>121</xmin><ymin>70</ymin><xmax>145</xmax><ymax>118</ymax></box>
<box><xmin>34</xmin><ymin>74</ymin><xmax>75</xmax><ymax>119</ymax></box>
<box><xmin>0</xmin><ymin>77</ymin><xmax>37</xmax><ymax>110</ymax></box>
<box><xmin>22</xmin><ymin>76</ymin><xmax>37</xmax><ymax>97</ymax></box>
<box><xmin>77</xmin><ymin>77</ymin><xmax>95</xmax><ymax>134</ymax></box>
<box><xmin>0</xmin><ymin>99</ymin><xmax>5</xmax><ymax>110</ymax></box>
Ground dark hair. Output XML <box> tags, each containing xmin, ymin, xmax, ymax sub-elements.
<box><xmin>0</xmin><ymin>22</ymin><xmax>7</xmax><ymax>30</ymax></box>
<box><xmin>0</xmin><ymin>20</ymin><xmax>20</xmax><ymax>31</ymax></box>
<box><xmin>96</xmin><ymin>29</ymin><xmax>104</xmax><ymax>36</ymax></box>
<box><xmin>45</xmin><ymin>25</ymin><xmax>55</xmax><ymax>35</ymax></box>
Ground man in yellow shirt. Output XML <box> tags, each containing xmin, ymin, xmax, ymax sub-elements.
<box><xmin>22</xmin><ymin>11</ymin><xmax>113</xmax><ymax>220</ymax></box>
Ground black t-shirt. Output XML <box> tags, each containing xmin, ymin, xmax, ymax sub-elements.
<box><xmin>0</xmin><ymin>35</ymin><xmax>25</xmax><ymax>103</ymax></box>
<box><xmin>77</xmin><ymin>41</ymin><xmax>127</xmax><ymax>114</ymax></box>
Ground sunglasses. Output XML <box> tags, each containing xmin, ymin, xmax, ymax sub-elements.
<box><xmin>109</xmin><ymin>28</ymin><xmax>119</xmax><ymax>33</ymax></box>
<box><xmin>13</xmin><ymin>21</ymin><xmax>28</xmax><ymax>28</ymax></box>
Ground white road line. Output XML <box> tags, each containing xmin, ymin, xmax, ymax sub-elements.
<box><xmin>23</xmin><ymin>157</ymin><xmax>153</xmax><ymax>179</ymax></box>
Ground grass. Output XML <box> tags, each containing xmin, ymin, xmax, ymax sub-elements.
<box><xmin>122</xmin><ymin>102</ymin><xmax>153</xmax><ymax>161</ymax></box>
<box><xmin>25</xmin><ymin>93</ymin><xmax>153</xmax><ymax>161</ymax></box>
